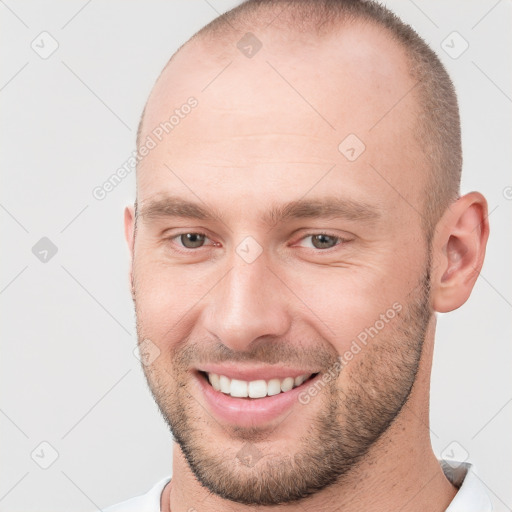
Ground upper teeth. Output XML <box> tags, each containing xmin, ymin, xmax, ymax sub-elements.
<box><xmin>207</xmin><ymin>373</ymin><xmax>312</xmax><ymax>398</ymax></box>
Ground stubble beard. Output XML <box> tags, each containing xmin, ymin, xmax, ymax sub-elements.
<box><xmin>133</xmin><ymin>260</ymin><xmax>432</xmax><ymax>506</ymax></box>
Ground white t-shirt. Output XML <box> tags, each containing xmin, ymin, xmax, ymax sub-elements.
<box><xmin>102</xmin><ymin>460</ymin><xmax>492</xmax><ymax>512</ymax></box>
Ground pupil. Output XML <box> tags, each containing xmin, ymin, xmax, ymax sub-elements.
<box><xmin>313</xmin><ymin>234</ymin><xmax>335</xmax><ymax>249</ymax></box>
<box><xmin>182</xmin><ymin>233</ymin><xmax>205</xmax><ymax>248</ymax></box>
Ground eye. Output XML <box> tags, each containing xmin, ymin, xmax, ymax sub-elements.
<box><xmin>297</xmin><ymin>232</ymin><xmax>346</xmax><ymax>250</ymax></box>
<box><xmin>168</xmin><ymin>231</ymin><xmax>348</xmax><ymax>253</ymax></box>
<box><xmin>171</xmin><ymin>232</ymin><xmax>213</xmax><ymax>249</ymax></box>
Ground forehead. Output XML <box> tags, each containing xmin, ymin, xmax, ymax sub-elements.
<box><xmin>137</xmin><ymin>22</ymin><xmax>425</xmax><ymax>220</ymax></box>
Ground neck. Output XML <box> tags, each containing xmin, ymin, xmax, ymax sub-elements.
<box><xmin>164</xmin><ymin>318</ymin><xmax>458</xmax><ymax>512</ymax></box>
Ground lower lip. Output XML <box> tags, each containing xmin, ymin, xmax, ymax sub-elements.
<box><xmin>194</xmin><ymin>371</ymin><xmax>321</xmax><ymax>428</ymax></box>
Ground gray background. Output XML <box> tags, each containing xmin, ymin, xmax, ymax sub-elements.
<box><xmin>1</xmin><ymin>0</ymin><xmax>511</xmax><ymax>510</ymax></box>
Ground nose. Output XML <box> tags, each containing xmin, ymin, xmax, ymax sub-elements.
<box><xmin>200</xmin><ymin>250</ymin><xmax>292</xmax><ymax>353</ymax></box>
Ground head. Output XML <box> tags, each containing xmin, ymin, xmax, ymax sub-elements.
<box><xmin>124</xmin><ymin>0</ymin><xmax>489</xmax><ymax>506</ymax></box>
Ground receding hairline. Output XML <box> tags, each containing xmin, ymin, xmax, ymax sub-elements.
<box><xmin>136</xmin><ymin>7</ymin><xmax>413</xmax><ymax>151</ymax></box>
<box><xmin>136</xmin><ymin>0</ymin><xmax>462</xmax><ymax>240</ymax></box>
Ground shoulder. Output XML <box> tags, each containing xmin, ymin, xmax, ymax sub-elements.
<box><xmin>101</xmin><ymin>474</ymin><xmax>172</xmax><ymax>512</ymax></box>
<box><xmin>442</xmin><ymin>461</ymin><xmax>493</xmax><ymax>512</ymax></box>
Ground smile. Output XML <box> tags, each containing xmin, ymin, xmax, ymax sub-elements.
<box><xmin>194</xmin><ymin>370</ymin><xmax>322</xmax><ymax>427</ymax></box>
<box><xmin>202</xmin><ymin>371</ymin><xmax>319</xmax><ymax>399</ymax></box>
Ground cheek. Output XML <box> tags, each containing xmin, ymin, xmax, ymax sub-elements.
<box><xmin>132</xmin><ymin>254</ymin><xmax>216</xmax><ymax>341</ymax></box>
<box><xmin>285</xmin><ymin>264</ymin><xmax>411</xmax><ymax>351</ymax></box>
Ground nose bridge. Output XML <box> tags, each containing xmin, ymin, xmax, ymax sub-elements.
<box><xmin>202</xmin><ymin>248</ymin><xmax>291</xmax><ymax>352</ymax></box>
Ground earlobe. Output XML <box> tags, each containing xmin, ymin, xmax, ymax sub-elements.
<box><xmin>431</xmin><ymin>192</ymin><xmax>489</xmax><ymax>313</ymax></box>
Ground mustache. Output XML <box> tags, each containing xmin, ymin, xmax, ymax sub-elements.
<box><xmin>169</xmin><ymin>337</ymin><xmax>339</xmax><ymax>372</ymax></box>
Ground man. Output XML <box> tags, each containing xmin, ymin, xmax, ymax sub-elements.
<box><xmin>108</xmin><ymin>0</ymin><xmax>491</xmax><ymax>510</ymax></box>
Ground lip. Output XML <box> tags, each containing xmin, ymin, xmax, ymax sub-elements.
<box><xmin>195</xmin><ymin>363</ymin><xmax>320</xmax><ymax>382</ymax></box>
<box><xmin>193</xmin><ymin>370</ymin><xmax>321</xmax><ymax>428</ymax></box>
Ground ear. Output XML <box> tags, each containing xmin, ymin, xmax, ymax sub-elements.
<box><xmin>124</xmin><ymin>204</ymin><xmax>136</xmax><ymax>295</ymax></box>
<box><xmin>431</xmin><ymin>192</ymin><xmax>490</xmax><ymax>313</ymax></box>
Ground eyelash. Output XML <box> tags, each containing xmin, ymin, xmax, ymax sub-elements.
<box><xmin>167</xmin><ymin>231</ymin><xmax>348</xmax><ymax>253</ymax></box>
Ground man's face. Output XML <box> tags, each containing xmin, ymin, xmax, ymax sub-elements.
<box><xmin>129</xmin><ymin>25</ymin><xmax>434</xmax><ymax>505</ymax></box>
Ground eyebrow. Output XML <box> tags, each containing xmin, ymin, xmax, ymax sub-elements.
<box><xmin>138</xmin><ymin>195</ymin><xmax>382</xmax><ymax>227</ymax></box>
